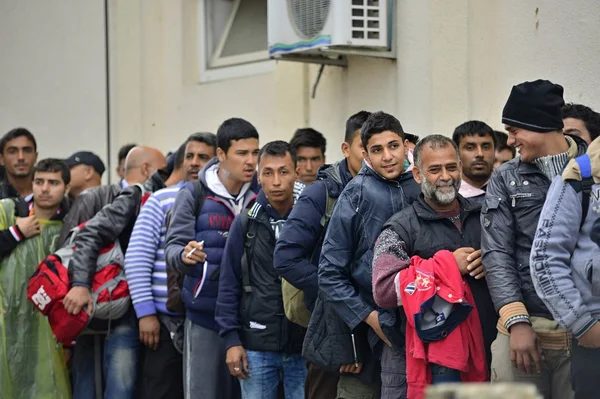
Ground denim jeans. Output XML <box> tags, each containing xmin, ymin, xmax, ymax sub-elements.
<box><xmin>429</xmin><ymin>364</ymin><xmax>461</xmax><ymax>384</ymax></box>
<box><xmin>239</xmin><ymin>351</ymin><xmax>307</xmax><ymax>399</ymax></box>
<box><xmin>72</xmin><ymin>310</ymin><xmax>140</xmax><ymax>399</ymax></box>
<box><xmin>183</xmin><ymin>319</ymin><xmax>238</xmax><ymax>399</ymax></box>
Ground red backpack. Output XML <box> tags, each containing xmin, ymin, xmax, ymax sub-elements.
<box><xmin>27</xmin><ymin>185</ymin><xmax>150</xmax><ymax>344</ymax></box>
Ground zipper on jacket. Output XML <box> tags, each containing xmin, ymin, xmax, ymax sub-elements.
<box><xmin>509</xmin><ymin>192</ymin><xmax>533</xmax><ymax>207</ymax></box>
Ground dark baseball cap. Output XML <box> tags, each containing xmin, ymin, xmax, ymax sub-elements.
<box><xmin>64</xmin><ymin>151</ymin><xmax>106</xmax><ymax>177</ymax></box>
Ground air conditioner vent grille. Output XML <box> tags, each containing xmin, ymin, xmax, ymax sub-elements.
<box><xmin>351</xmin><ymin>0</ymin><xmax>382</xmax><ymax>41</ymax></box>
<box><xmin>287</xmin><ymin>0</ymin><xmax>331</xmax><ymax>39</ymax></box>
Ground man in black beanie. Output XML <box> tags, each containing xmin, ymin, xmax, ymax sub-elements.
<box><xmin>480</xmin><ymin>79</ymin><xmax>587</xmax><ymax>399</ymax></box>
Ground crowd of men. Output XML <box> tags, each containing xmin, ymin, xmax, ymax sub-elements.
<box><xmin>0</xmin><ymin>78</ymin><xmax>600</xmax><ymax>399</ymax></box>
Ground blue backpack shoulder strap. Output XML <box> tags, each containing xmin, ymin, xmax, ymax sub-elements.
<box><xmin>567</xmin><ymin>154</ymin><xmax>594</xmax><ymax>230</ymax></box>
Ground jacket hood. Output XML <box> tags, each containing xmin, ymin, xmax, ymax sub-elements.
<box><xmin>199</xmin><ymin>157</ymin><xmax>259</xmax><ymax>215</ymax></box>
<box><xmin>317</xmin><ymin>159</ymin><xmax>354</xmax><ymax>198</ymax></box>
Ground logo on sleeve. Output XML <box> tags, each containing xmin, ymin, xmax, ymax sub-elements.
<box><xmin>404</xmin><ymin>282</ymin><xmax>416</xmax><ymax>295</ymax></box>
<box><xmin>415</xmin><ymin>270</ymin><xmax>433</xmax><ymax>291</ymax></box>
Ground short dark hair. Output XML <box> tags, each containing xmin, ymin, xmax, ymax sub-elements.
<box><xmin>562</xmin><ymin>103</ymin><xmax>600</xmax><ymax>141</ymax></box>
<box><xmin>217</xmin><ymin>118</ymin><xmax>259</xmax><ymax>154</ymax></box>
<box><xmin>413</xmin><ymin>134</ymin><xmax>459</xmax><ymax>170</ymax></box>
<box><xmin>188</xmin><ymin>132</ymin><xmax>217</xmax><ymax>149</ymax></box>
<box><xmin>173</xmin><ymin>143</ymin><xmax>187</xmax><ymax>169</ymax></box>
<box><xmin>0</xmin><ymin>128</ymin><xmax>37</xmax><ymax>155</ymax></box>
<box><xmin>360</xmin><ymin>111</ymin><xmax>405</xmax><ymax>149</ymax></box>
<box><xmin>290</xmin><ymin>128</ymin><xmax>327</xmax><ymax>155</ymax></box>
<box><xmin>345</xmin><ymin>111</ymin><xmax>371</xmax><ymax>143</ymax></box>
<box><xmin>258</xmin><ymin>140</ymin><xmax>297</xmax><ymax>167</ymax></box>
<box><xmin>494</xmin><ymin>130</ymin><xmax>516</xmax><ymax>157</ymax></box>
<box><xmin>452</xmin><ymin>120</ymin><xmax>496</xmax><ymax>148</ymax></box>
<box><xmin>33</xmin><ymin>158</ymin><xmax>71</xmax><ymax>185</ymax></box>
<box><xmin>118</xmin><ymin>144</ymin><xmax>137</xmax><ymax>164</ymax></box>
<box><xmin>404</xmin><ymin>133</ymin><xmax>420</xmax><ymax>145</ymax></box>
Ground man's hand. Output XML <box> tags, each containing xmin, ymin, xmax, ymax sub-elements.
<box><xmin>64</xmin><ymin>286</ymin><xmax>93</xmax><ymax>316</ymax></box>
<box><xmin>509</xmin><ymin>323</ymin><xmax>543</xmax><ymax>374</ymax></box>
<box><xmin>365</xmin><ymin>310</ymin><xmax>392</xmax><ymax>347</ymax></box>
<box><xmin>182</xmin><ymin>241</ymin><xmax>206</xmax><ymax>265</ymax></box>
<box><xmin>340</xmin><ymin>363</ymin><xmax>362</xmax><ymax>374</ymax></box>
<box><xmin>16</xmin><ymin>215</ymin><xmax>40</xmax><ymax>238</ymax></box>
<box><xmin>139</xmin><ymin>315</ymin><xmax>160</xmax><ymax>351</ymax></box>
<box><xmin>578</xmin><ymin>321</ymin><xmax>600</xmax><ymax>348</ymax></box>
<box><xmin>466</xmin><ymin>249</ymin><xmax>486</xmax><ymax>280</ymax></box>
<box><xmin>453</xmin><ymin>247</ymin><xmax>475</xmax><ymax>276</ymax></box>
<box><xmin>226</xmin><ymin>345</ymin><xmax>249</xmax><ymax>379</ymax></box>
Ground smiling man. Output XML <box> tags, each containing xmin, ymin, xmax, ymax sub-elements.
<box><xmin>318</xmin><ymin>111</ymin><xmax>420</xmax><ymax>398</ymax></box>
<box><xmin>481</xmin><ymin>80</ymin><xmax>587</xmax><ymax>399</ymax></box>
<box><xmin>452</xmin><ymin>121</ymin><xmax>496</xmax><ymax>202</ymax></box>
<box><xmin>0</xmin><ymin>128</ymin><xmax>38</xmax><ymax>200</ymax></box>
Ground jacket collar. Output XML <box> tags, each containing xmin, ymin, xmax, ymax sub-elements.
<box><xmin>413</xmin><ymin>194</ymin><xmax>481</xmax><ymax>221</ymax></box>
<box><xmin>359</xmin><ymin>161</ymin><xmax>413</xmax><ymax>187</ymax></box>
<box><xmin>317</xmin><ymin>159</ymin><xmax>354</xmax><ymax>198</ymax></box>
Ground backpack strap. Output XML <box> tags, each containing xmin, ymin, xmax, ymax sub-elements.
<box><xmin>240</xmin><ymin>204</ymin><xmax>260</xmax><ymax>293</ymax></box>
<box><xmin>567</xmin><ymin>154</ymin><xmax>594</xmax><ymax>230</ymax></box>
<box><xmin>193</xmin><ymin>180</ymin><xmax>206</xmax><ymax>219</ymax></box>
<box><xmin>311</xmin><ymin>187</ymin><xmax>337</xmax><ymax>264</ymax></box>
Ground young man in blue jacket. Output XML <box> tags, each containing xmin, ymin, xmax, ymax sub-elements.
<box><xmin>216</xmin><ymin>141</ymin><xmax>306</xmax><ymax>399</ymax></box>
<box><xmin>318</xmin><ymin>111</ymin><xmax>420</xmax><ymax>398</ymax></box>
<box><xmin>274</xmin><ymin>110</ymin><xmax>369</xmax><ymax>399</ymax></box>
<box><xmin>164</xmin><ymin>118</ymin><xmax>260</xmax><ymax>399</ymax></box>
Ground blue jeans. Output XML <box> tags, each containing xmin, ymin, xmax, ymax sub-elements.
<box><xmin>72</xmin><ymin>310</ymin><xmax>140</xmax><ymax>399</ymax></box>
<box><xmin>239</xmin><ymin>351</ymin><xmax>307</xmax><ymax>399</ymax></box>
<box><xmin>430</xmin><ymin>364</ymin><xmax>461</xmax><ymax>384</ymax></box>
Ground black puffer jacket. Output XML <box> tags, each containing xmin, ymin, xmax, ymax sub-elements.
<box><xmin>68</xmin><ymin>172</ymin><xmax>165</xmax><ymax>286</ymax></box>
<box><xmin>59</xmin><ymin>181</ymin><xmax>123</xmax><ymax>244</ymax></box>
<box><xmin>481</xmin><ymin>135</ymin><xmax>587</xmax><ymax>317</ymax></box>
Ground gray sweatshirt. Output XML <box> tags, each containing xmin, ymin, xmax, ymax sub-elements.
<box><xmin>530</xmin><ymin>175</ymin><xmax>600</xmax><ymax>338</ymax></box>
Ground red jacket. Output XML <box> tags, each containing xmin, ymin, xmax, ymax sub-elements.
<box><xmin>399</xmin><ymin>250</ymin><xmax>487</xmax><ymax>399</ymax></box>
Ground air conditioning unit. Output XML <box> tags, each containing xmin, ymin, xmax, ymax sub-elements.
<box><xmin>268</xmin><ymin>0</ymin><xmax>393</xmax><ymax>60</ymax></box>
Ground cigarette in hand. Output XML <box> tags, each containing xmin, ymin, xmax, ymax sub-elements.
<box><xmin>186</xmin><ymin>248</ymin><xmax>197</xmax><ymax>259</ymax></box>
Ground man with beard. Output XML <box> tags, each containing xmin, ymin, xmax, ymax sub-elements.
<box><xmin>452</xmin><ymin>121</ymin><xmax>496</xmax><ymax>202</ymax></box>
<box><xmin>0</xmin><ymin>128</ymin><xmax>38</xmax><ymax>200</ymax></box>
<box><xmin>372</xmin><ymin>135</ymin><xmax>497</xmax><ymax>395</ymax></box>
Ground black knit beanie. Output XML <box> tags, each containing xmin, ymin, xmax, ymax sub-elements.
<box><xmin>502</xmin><ymin>79</ymin><xmax>565</xmax><ymax>133</ymax></box>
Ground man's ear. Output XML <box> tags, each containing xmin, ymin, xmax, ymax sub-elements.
<box><xmin>412</xmin><ymin>166</ymin><xmax>422</xmax><ymax>184</ymax></box>
<box><xmin>0</xmin><ymin>154</ymin><xmax>4</xmax><ymax>166</ymax></box>
<box><xmin>216</xmin><ymin>148</ymin><xmax>226</xmax><ymax>164</ymax></box>
<box><xmin>341</xmin><ymin>142</ymin><xmax>350</xmax><ymax>158</ymax></box>
<box><xmin>362</xmin><ymin>149</ymin><xmax>370</xmax><ymax>165</ymax></box>
<box><xmin>64</xmin><ymin>183</ymin><xmax>71</xmax><ymax>197</ymax></box>
<box><xmin>84</xmin><ymin>166</ymin><xmax>94</xmax><ymax>180</ymax></box>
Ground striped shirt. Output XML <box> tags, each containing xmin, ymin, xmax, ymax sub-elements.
<box><xmin>125</xmin><ymin>182</ymin><xmax>184</xmax><ymax>318</ymax></box>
